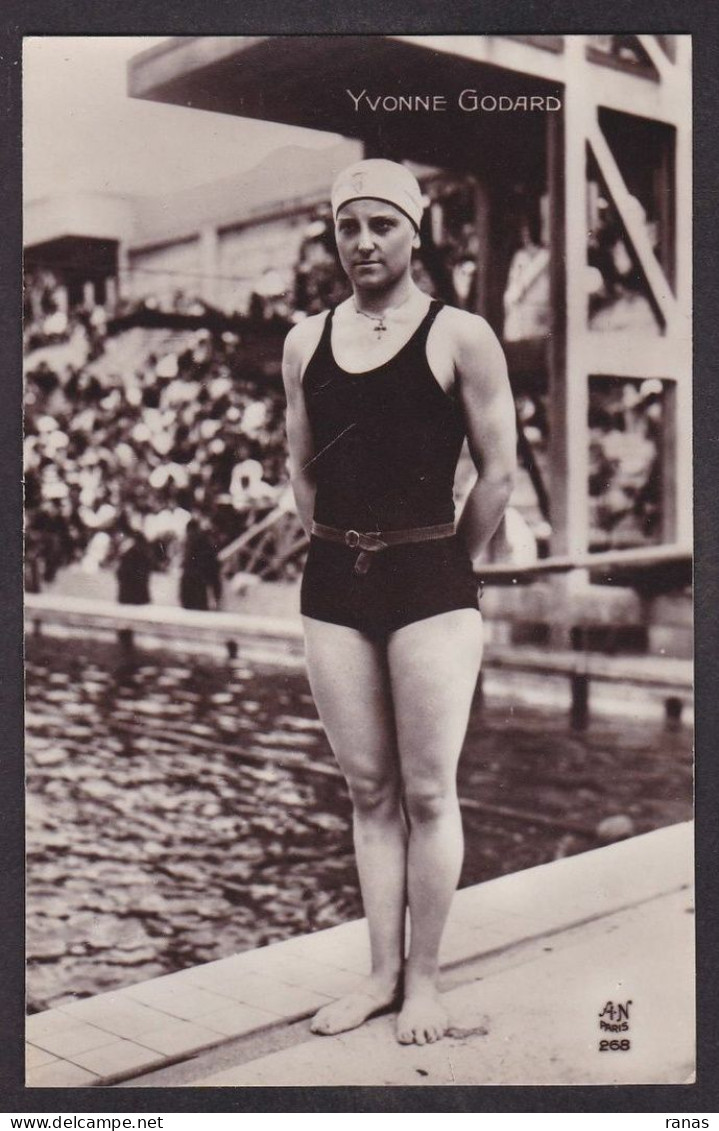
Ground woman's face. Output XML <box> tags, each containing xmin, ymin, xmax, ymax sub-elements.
<box><xmin>334</xmin><ymin>199</ymin><xmax>419</xmax><ymax>292</ymax></box>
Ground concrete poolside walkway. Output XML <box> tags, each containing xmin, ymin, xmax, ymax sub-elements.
<box><xmin>25</xmin><ymin>821</ymin><xmax>694</xmax><ymax>1088</ymax></box>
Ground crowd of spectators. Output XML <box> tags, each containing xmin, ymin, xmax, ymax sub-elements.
<box><xmin>26</xmin><ymin>171</ymin><xmax>660</xmax><ymax>595</ymax></box>
<box><xmin>24</xmin><ymin>308</ymin><xmax>291</xmax><ymax>593</ymax></box>
<box><xmin>22</xmin><ymin>184</ymin><xmax>555</xmax><ymax>597</ymax></box>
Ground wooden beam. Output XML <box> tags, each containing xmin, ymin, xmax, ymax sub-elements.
<box><xmin>581</xmin><ymin>333</ymin><xmax>687</xmax><ymax>382</ymax></box>
<box><xmin>674</xmin><ymin>35</ymin><xmax>692</xmax><ymax>72</ymax></box>
<box><xmin>546</xmin><ymin>90</ymin><xmax>568</xmax><ymax>559</ymax></box>
<box><xmin>672</xmin><ymin>39</ymin><xmax>692</xmax><ymax>547</ymax></box>
<box><xmin>636</xmin><ymin>34</ymin><xmax>676</xmax><ymax>84</ymax></box>
<box><xmin>393</xmin><ymin>35</ymin><xmax>683</xmax><ymax>125</ymax></box>
<box><xmin>661</xmin><ymin>380</ymin><xmax>679</xmax><ymax>543</ymax></box>
<box><xmin>128</xmin><ymin>36</ymin><xmax>267</xmax><ymax>98</ymax></box>
<box><xmin>477</xmin><ymin>541</ymin><xmax>691</xmax><ymax>579</ymax></box>
<box><xmin>472</xmin><ymin>177</ymin><xmax>491</xmax><ymax>320</ymax></box>
<box><xmin>588</xmin><ymin>121</ymin><xmax>678</xmax><ymax>331</ymax></box>
<box><xmin>555</xmin><ymin>36</ymin><xmax>591</xmax><ymax>559</ymax></box>
<box><xmin>392</xmin><ymin>34</ymin><xmax>569</xmax><ymax>85</ymax></box>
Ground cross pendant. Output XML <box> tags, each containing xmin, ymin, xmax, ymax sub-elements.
<box><xmin>374</xmin><ymin>319</ymin><xmax>387</xmax><ymax>340</ymax></box>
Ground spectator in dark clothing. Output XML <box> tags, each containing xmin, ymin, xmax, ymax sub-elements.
<box><xmin>33</xmin><ymin>501</ymin><xmax>74</xmax><ymax>583</ymax></box>
<box><xmin>179</xmin><ymin>519</ymin><xmax>223</xmax><ymax>611</ymax></box>
<box><xmin>117</xmin><ymin>531</ymin><xmax>154</xmax><ymax>605</ymax></box>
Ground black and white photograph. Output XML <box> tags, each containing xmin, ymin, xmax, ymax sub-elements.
<box><xmin>22</xmin><ymin>34</ymin><xmax>694</xmax><ymax>1089</ymax></box>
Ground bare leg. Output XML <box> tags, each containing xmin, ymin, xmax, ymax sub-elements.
<box><xmin>388</xmin><ymin>609</ymin><xmax>483</xmax><ymax>1044</ymax></box>
<box><xmin>302</xmin><ymin>617</ymin><xmax>406</xmax><ymax>1035</ymax></box>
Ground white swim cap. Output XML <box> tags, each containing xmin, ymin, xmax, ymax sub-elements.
<box><xmin>331</xmin><ymin>159</ymin><xmax>424</xmax><ymax>231</ymax></box>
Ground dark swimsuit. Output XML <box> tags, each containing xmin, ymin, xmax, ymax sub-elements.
<box><xmin>300</xmin><ymin>299</ymin><xmax>479</xmax><ymax>637</ymax></box>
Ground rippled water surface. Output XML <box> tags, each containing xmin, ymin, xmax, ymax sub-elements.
<box><xmin>26</xmin><ymin>633</ymin><xmax>692</xmax><ymax>1012</ymax></box>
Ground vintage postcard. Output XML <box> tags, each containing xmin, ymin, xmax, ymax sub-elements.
<box><xmin>23</xmin><ymin>34</ymin><xmax>693</xmax><ymax>1092</ymax></box>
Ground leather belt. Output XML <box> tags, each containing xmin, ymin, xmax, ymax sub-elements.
<box><xmin>311</xmin><ymin>520</ymin><xmax>455</xmax><ymax>575</ymax></box>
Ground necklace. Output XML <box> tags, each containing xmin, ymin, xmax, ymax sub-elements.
<box><xmin>353</xmin><ymin>295</ymin><xmax>413</xmax><ymax>341</ymax></box>
<box><xmin>355</xmin><ymin>306</ymin><xmax>388</xmax><ymax>340</ymax></box>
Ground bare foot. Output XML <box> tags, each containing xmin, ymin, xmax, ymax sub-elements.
<box><xmin>396</xmin><ymin>989</ymin><xmax>449</xmax><ymax>1045</ymax></box>
<box><xmin>310</xmin><ymin>975</ymin><xmax>400</xmax><ymax>1036</ymax></box>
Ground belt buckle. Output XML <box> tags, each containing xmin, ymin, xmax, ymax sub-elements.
<box><xmin>345</xmin><ymin>529</ymin><xmax>360</xmax><ymax>549</ymax></box>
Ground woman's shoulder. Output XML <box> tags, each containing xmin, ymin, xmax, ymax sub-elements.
<box><xmin>283</xmin><ymin>309</ymin><xmax>332</xmax><ymax>368</ymax></box>
<box><xmin>435</xmin><ymin>304</ymin><xmax>503</xmax><ymax>352</ymax></box>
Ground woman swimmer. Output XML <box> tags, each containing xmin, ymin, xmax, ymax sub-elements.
<box><xmin>282</xmin><ymin>158</ymin><xmax>516</xmax><ymax>1045</ymax></box>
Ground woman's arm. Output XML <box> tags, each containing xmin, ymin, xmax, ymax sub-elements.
<box><xmin>282</xmin><ymin>324</ymin><xmax>317</xmax><ymax>536</ymax></box>
<box><xmin>453</xmin><ymin>312</ymin><xmax>517</xmax><ymax>560</ymax></box>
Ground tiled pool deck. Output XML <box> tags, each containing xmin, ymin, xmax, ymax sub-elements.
<box><xmin>25</xmin><ymin>821</ymin><xmax>694</xmax><ymax>1088</ymax></box>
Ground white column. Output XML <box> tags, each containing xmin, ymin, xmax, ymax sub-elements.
<box><xmin>117</xmin><ymin>242</ymin><xmax>130</xmax><ymax>302</ymax></box>
<box><xmin>55</xmin><ymin>285</ymin><xmax>69</xmax><ymax>314</ymax></box>
<box><xmin>105</xmin><ymin>276</ymin><xmax>118</xmax><ymax>312</ymax></box>
<box><xmin>199</xmin><ymin>225</ymin><xmax>219</xmax><ymax>307</ymax></box>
